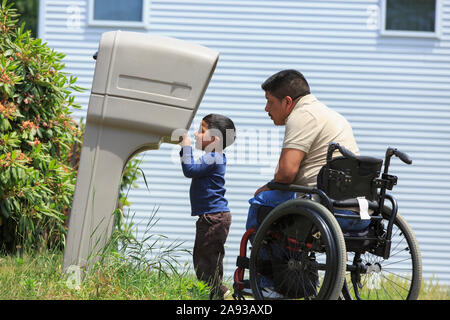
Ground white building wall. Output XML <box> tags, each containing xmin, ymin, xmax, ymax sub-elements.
<box><xmin>39</xmin><ymin>0</ymin><xmax>450</xmax><ymax>285</ymax></box>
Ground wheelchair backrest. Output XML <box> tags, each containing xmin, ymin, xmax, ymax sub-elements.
<box><xmin>317</xmin><ymin>155</ymin><xmax>383</xmax><ymax>201</ymax></box>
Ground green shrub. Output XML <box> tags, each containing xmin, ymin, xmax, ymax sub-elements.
<box><xmin>0</xmin><ymin>1</ymin><xmax>83</xmax><ymax>252</ymax></box>
<box><xmin>6</xmin><ymin>0</ymin><xmax>37</xmax><ymax>38</ymax></box>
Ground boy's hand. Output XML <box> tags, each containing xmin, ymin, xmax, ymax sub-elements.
<box><xmin>180</xmin><ymin>134</ymin><xmax>191</xmax><ymax>147</ymax></box>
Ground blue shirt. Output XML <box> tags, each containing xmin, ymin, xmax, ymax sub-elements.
<box><xmin>180</xmin><ymin>146</ymin><xmax>229</xmax><ymax>216</ymax></box>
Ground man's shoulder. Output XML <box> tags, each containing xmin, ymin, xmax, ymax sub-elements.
<box><xmin>287</xmin><ymin>102</ymin><xmax>320</xmax><ymax>126</ymax></box>
<box><xmin>302</xmin><ymin>98</ymin><xmax>340</xmax><ymax>123</ymax></box>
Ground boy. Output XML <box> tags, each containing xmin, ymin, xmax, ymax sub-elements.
<box><xmin>179</xmin><ymin>113</ymin><xmax>236</xmax><ymax>299</ymax></box>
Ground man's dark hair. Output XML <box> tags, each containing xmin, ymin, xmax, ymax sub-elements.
<box><xmin>202</xmin><ymin>113</ymin><xmax>236</xmax><ymax>150</ymax></box>
<box><xmin>261</xmin><ymin>69</ymin><xmax>310</xmax><ymax>101</ymax></box>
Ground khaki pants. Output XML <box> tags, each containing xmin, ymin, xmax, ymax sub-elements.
<box><xmin>193</xmin><ymin>211</ymin><xmax>231</xmax><ymax>299</ymax></box>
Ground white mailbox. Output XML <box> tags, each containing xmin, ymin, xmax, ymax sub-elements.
<box><xmin>63</xmin><ymin>31</ymin><xmax>219</xmax><ymax>271</ymax></box>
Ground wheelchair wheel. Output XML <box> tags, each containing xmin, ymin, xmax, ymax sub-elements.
<box><xmin>346</xmin><ymin>213</ymin><xmax>422</xmax><ymax>300</ymax></box>
<box><xmin>249</xmin><ymin>199</ymin><xmax>346</xmax><ymax>300</ymax></box>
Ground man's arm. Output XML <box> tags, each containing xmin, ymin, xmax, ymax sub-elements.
<box><xmin>254</xmin><ymin>148</ymin><xmax>305</xmax><ymax>196</ymax></box>
<box><xmin>274</xmin><ymin>148</ymin><xmax>305</xmax><ymax>183</ymax></box>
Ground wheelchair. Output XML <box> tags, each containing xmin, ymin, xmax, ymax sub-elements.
<box><xmin>233</xmin><ymin>142</ymin><xmax>422</xmax><ymax>300</ymax></box>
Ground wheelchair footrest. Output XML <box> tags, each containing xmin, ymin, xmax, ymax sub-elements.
<box><xmin>236</xmin><ymin>256</ymin><xmax>249</xmax><ymax>269</ymax></box>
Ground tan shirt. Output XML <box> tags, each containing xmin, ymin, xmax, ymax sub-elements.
<box><xmin>283</xmin><ymin>94</ymin><xmax>359</xmax><ymax>186</ymax></box>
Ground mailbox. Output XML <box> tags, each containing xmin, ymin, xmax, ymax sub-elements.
<box><xmin>63</xmin><ymin>31</ymin><xmax>219</xmax><ymax>271</ymax></box>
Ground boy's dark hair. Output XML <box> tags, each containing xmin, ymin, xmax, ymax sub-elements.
<box><xmin>261</xmin><ymin>69</ymin><xmax>310</xmax><ymax>101</ymax></box>
<box><xmin>203</xmin><ymin>113</ymin><xmax>236</xmax><ymax>150</ymax></box>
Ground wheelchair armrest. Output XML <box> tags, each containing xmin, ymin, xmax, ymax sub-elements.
<box><xmin>332</xmin><ymin>198</ymin><xmax>379</xmax><ymax>210</ymax></box>
<box><xmin>267</xmin><ymin>181</ymin><xmax>316</xmax><ymax>194</ymax></box>
<box><xmin>267</xmin><ymin>181</ymin><xmax>334</xmax><ymax>211</ymax></box>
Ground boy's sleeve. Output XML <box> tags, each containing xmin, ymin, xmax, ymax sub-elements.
<box><xmin>180</xmin><ymin>146</ymin><xmax>215</xmax><ymax>178</ymax></box>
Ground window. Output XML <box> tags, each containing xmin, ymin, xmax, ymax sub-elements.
<box><xmin>381</xmin><ymin>0</ymin><xmax>441</xmax><ymax>38</ymax></box>
<box><xmin>88</xmin><ymin>0</ymin><xmax>148</xmax><ymax>27</ymax></box>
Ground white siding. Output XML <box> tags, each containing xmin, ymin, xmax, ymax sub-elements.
<box><xmin>40</xmin><ymin>0</ymin><xmax>450</xmax><ymax>285</ymax></box>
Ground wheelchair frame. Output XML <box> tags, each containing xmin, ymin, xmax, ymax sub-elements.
<box><xmin>233</xmin><ymin>143</ymin><xmax>422</xmax><ymax>300</ymax></box>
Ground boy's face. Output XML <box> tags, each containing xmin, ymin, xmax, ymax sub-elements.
<box><xmin>194</xmin><ymin>120</ymin><xmax>216</xmax><ymax>151</ymax></box>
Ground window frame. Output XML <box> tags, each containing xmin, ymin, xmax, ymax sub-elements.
<box><xmin>88</xmin><ymin>0</ymin><xmax>149</xmax><ymax>28</ymax></box>
<box><xmin>380</xmin><ymin>0</ymin><xmax>442</xmax><ymax>38</ymax></box>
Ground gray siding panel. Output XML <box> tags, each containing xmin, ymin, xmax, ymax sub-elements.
<box><xmin>40</xmin><ymin>0</ymin><xmax>450</xmax><ymax>285</ymax></box>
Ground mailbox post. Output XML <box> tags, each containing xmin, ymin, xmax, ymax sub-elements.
<box><xmin>63</xmin><ymin>31</ymin><xmax>219</xmax><ymax>271</ymax></box>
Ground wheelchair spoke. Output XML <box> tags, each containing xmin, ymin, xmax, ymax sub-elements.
<box><xmin>388</xmin><ymin>247</ymin><xmax>410</xmax><ymax>259</ymax></box>
<box><xmin>381</xmin><ymin>268</ymin><xmax>412</xmax><ymax>282</ymax></box>
<box><xmin>378</xmin><ymin>277</ymin><xmax>396</xmax><ymax>300</ymax></box>
<box><xmin>380</xmin><ymin>273</ymin><xmax>410</xmax><ymax>299</ymax></box>
<box><xmin>382</xmin><ymin>257</ymin><xmax>413</xmax><ymax>268</ymax></box>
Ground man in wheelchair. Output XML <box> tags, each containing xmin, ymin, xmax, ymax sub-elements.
<box><xmin>236</xmin><ymin>69</ymin><xmax>359</xmax><ymax>299</ymax></box>
<box><xmin>253</xmin><ymin>69</ymin><xmax>359</xmax><ymax>196</ymax></box>
<box><xmin>233</xmin><ymin>70</ymin><xmax>421</xmax><ymax>300</ymax></box>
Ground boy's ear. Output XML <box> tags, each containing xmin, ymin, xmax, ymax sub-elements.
<box><xmin>212</xmin><ymin>136</ymin><xmax>223</xmax><ymax>150</ymax></box>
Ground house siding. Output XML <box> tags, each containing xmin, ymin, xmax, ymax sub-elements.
<box><xmin>39</xmin><ymin>0</ymin><xmax>450</xmax><ymax>285</ymax></box>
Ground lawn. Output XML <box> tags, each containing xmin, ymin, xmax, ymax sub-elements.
<box><xmin>0</xmin><ymin>250</ymin><xmax>210</xmax><ymax>300</ymax></box>
<box><xmin>0</xmin><ymin>249</ymin><xmax>448</xmax><ymax>300</ymax></box>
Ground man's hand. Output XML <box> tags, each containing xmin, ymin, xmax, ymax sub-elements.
<box><xmin>254</xmin><ymin>184</ymin><xmax>271</xmax><ymax>197</ymax></box>
<box><xmin>180</xmin><ymin>134</ymin><xmax>191</xmax><ymax>147</ymax></box>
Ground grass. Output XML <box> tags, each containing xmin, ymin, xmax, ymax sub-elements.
<box><xmin>419</xmin><ymin>277</ymin><xmax>450</xmax><ymax>300</ymax></box>
<box><xmin>0</xmin><ymin>249</ymin><xmax>210</xmax><ymax>300</ymax></box>
<box><xmin>0</xmin><ymin>207</ymin><xmax>212</xmax><ymax>300</ymax></box>
<box><xmin>0</xmin><ymin>248</ymin><xmax>448</xmax><ymax>300</ymax></box>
